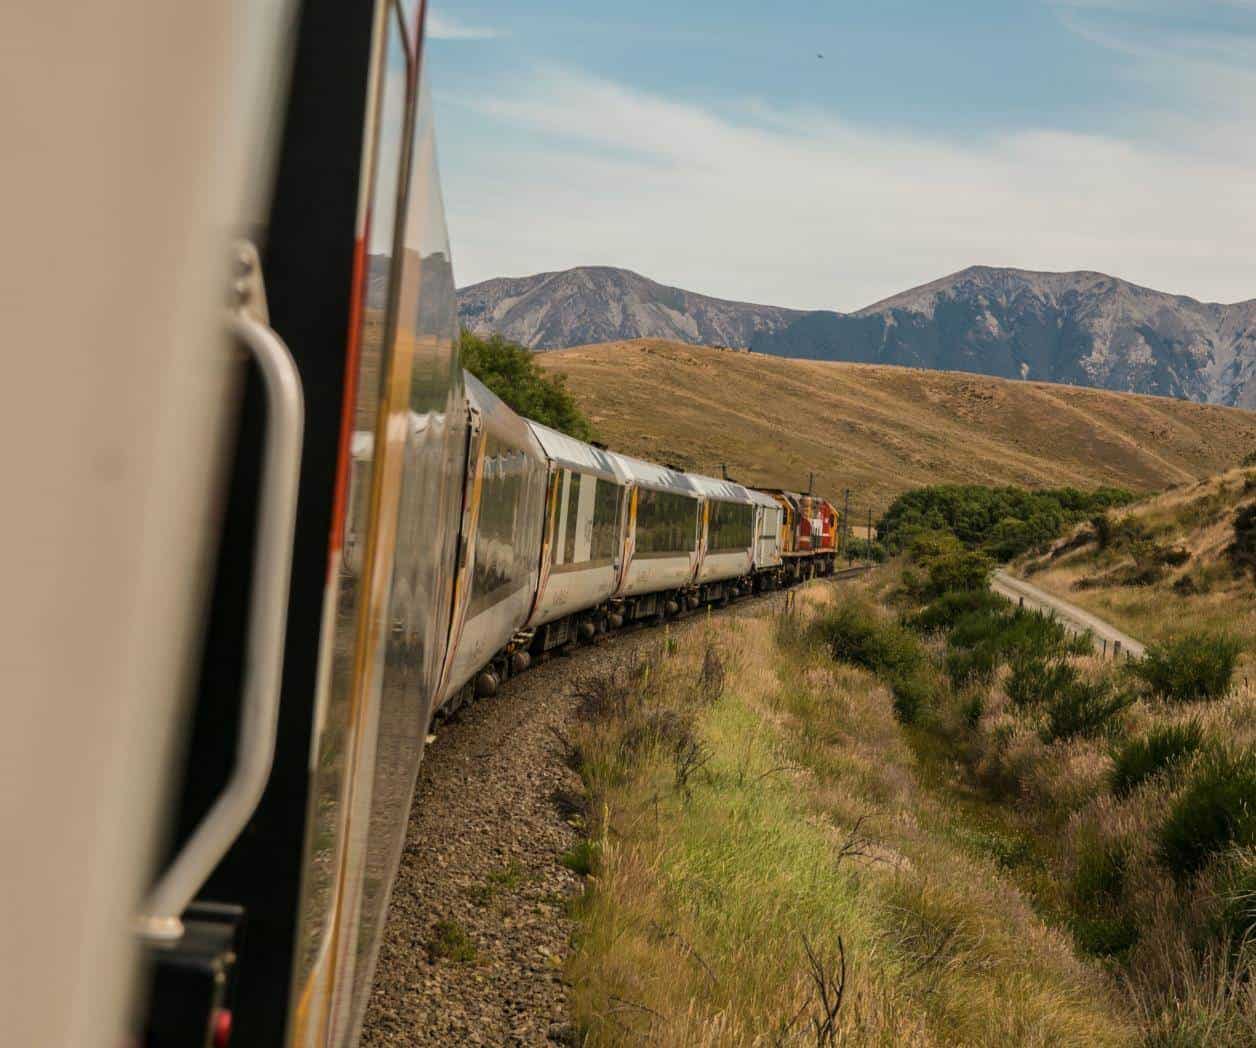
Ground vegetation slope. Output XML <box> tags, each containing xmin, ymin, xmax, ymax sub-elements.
<box><xmin>537</xmin><ymin>339</ymin><xmax>1256</xmax><ymax>506</ymax></box>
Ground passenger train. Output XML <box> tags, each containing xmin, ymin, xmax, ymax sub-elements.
<box><xmin>5</xmin><ymin>2</ymin><xmax>846</xmax><ymax>1046</ymax></box>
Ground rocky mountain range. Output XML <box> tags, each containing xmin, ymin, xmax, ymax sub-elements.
<box><xmin>456</xmin><ymin>264</ymin><xmax>1256</xmax><ymax>408</ymax></box>
<box><xmin>456</xmin><ymin>266</ymin><xmax>802</xmax><ymax>351</ymax></box>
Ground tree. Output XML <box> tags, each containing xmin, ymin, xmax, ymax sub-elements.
<box><xmin>460</xmin><ymin>329</ymin><xmax>594</xmax><ymax>441</ymax></box>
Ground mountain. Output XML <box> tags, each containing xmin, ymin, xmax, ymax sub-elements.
<box><xmin>750</xmin><ymin>267</ymin><xmax>1256</xmax><ymax>408</ymax></box>
<box><xmin>456</xmin><ymin>266</ymin><xmax>802</xmax><ymax>351</ymax></box>
<box><xmin>537</xmin><ymin>339</ymin><xmax>1256</xmax><ymax>508</ymax></box>
<box><xmin>457</xmin><ymin>264</ymin><xmax>1256</xmax><ymax>407</ymax></box>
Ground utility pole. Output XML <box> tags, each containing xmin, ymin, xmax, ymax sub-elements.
<box><xmin>867</xmin><ymin>505</ymin><xmax>873</xmax><ymax>565</ymax></box>
<box><xmin>807</xmin><ymin>471</ymin><xmax>814</xmax><ymax>495</ymax></box>
<box><xmin>842</xmin><ymin>488</ymin><xmax>851</xmax><ymax>564</ymax></box>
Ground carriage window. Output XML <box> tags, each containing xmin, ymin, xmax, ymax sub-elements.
<box><xmin>562</xmin><ymin>472</ymin><xmax>581</xmax><ymax>564</ymax></box>
<box><xmin>708</xmin><ymin>501</ymin><xmax>754</xmax><ymax>552</ymax></box>
<box><xmin>590</xmin><ymin>479</ymin><xmax>622</xmax><ymax>561</ymax></box>
<box><xmin>635</xmin><ymin>489</ymin><xmax>699</xmax><ymax>555</ymax></box>
<box><xmin>470</xmin><ymin>436</ymin><xmax>530</xmax><ymax>615</ymax></box>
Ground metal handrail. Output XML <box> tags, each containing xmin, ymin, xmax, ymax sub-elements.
<box><xmin>137</xmin><ymin>305</ymin><xmax>304</xmax><ymax>941</ymax></box>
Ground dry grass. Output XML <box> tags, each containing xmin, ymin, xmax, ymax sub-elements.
<box><xmin>537</xmin><ymin>340</ymin><xmax>1256</xmax><ymax>507</ymax></box>
<box><xmin>563</xmin><ymin>583</ymin><xmax>1135</xmax><ymax>1045</ymax></box>
<box><xmin>1024</xmin><ymin>467</ymin><xmax>1256</xmax><ymax>676</ymax></box>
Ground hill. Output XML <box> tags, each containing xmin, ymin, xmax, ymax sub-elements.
<box><xmin>460</xmin><ymin>264</ymin><xmax>1256</xmax><ymax>406</ymax></box>
<box><xmin>535</xmin><ymin>339</ymin><xmax>1256</xmax><ymax>509</ymax></box>
<box><xmin>457</xmin><ymin>266</ymin><xmax>801</xmax><ymax>351</ymax></box>
<box><xmin>1019</xmin><ymin>465</ymin><xmax>1256</xmax><ymax>660</ymax></box>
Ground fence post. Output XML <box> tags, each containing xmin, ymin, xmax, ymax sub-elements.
<box><xmin>1018</xmin><ymin>596</ymin><xmax>1024</xmax><ymax>608</ymax></box>
<box><xmin>1102</xmin><ymin>638</ymin><xmax>1108</xmax><ymax>657</ymax></box>
<box><xmin>1114</xmin><ymin>640</ymin><xmax>1121</xmax><ymax>658</ymax></box>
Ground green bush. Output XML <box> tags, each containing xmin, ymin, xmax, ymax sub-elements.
<box><xmin>1041</xmin><ymin>675</ymin><xmax>1131</xmax><ymax>742</ymax></box>
<box><xmin>945</xmin><ymin>644</ymin><xmax>999</xmax><ymax>688</ymax></box>
<box><xmin>1159</xmin><ymin>749</ymin><xmax>1256</xmax><ymax>877</ymax></box>
<box><xmin>1006</xmin><ymin>655</ymin><xmax>1077</xmax><ymax>709</ymax></box>
<box><xmin>924</xmin><ymin>550</ymin><xmax>994</xmax><ymax>598</ymax></box>
<box><xmin>909</xmin><ymin>589</ymin><xmax>1007</xmax><ymax>633</ymax></box>
<box><xmin>1110</xmin><ymin>720</ymin><xmax>1206</xmax><ymax>797</ymax></box>
<box><xmin>1229</xmin><ymin>504</ymin><xmax>1256</xmax><ymax>575</ymax></box>
<box><xmin>812</xmin><ymin>603</ymin><xmax>925</xmax><ymax>682</ymax></box>
<box><xmin>461</xmin><ymin>328</ymin><xmax>594</xmax><ymax>440</ymax></box>
<box><xmin>1132</xmin><ymin>633</ymin><xmax>1243</xmax><ymax>703</ymax></box>
<box><xmin>891</xmin><ymin>675</ymin><xmax>933</xmax><ymax>725</ymax></box>
<box><xmin>878</xmin><ymin>484</ymin><xmax>1135</xmax><ymax>559</ymax></box>
<box><xmin>845</xmin><ymin>536</ymin><xmax>887</xmax><ymax>562</ymax></box>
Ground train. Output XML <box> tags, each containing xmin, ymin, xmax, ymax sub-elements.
<box><xmin>6</xmin><ymin>2</ymin><xmax>849</xmax><ymax>1046</ymax></box>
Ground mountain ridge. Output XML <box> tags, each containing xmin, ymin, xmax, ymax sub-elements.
<box><xmin>457</xmin><ymin>264</ymin><xmax>1256</xmax><ymax>407</ymax></box>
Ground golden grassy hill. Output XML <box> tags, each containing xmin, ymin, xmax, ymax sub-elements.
<box><xmin>537</xmin><ymin>339</ymin><xmax>1256</xmax><ymax>511</ymax></box>
<box><xmin>1022</xmin><ymin>466</ymin><xmax>1256</xmax><ymax>660</ymax></box>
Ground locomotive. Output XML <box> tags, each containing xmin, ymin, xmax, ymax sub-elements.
<box><xmin>5</xmin><ymin>1</ymin><xmax>845</xmax><ymax>1046</ymax></box>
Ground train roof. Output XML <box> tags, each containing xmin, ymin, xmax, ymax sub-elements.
<box><xmin>464</xmin><ymin>372</ymin><xmax>546</xmax><ymax>461</ymax></box>
<box><xmin>607</xmin><ymin>451</ymin><xmax>699</xmax><ymax>496</ymax></box>
<box><xmin>685</xmin><ymin>472</ymin><xmax>754</xmax><ymax>504</ymax></box>
<box><xmin>525</xmin><ymin>420</ymin><xmax>623</xmax><ymax>482</ymax></box>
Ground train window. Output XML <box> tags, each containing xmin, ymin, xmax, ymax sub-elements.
<box><xmin>469</xmin><ymin>435</ymin><xmax>541</xmax><ymax>617</ymax></box>
<box><xmin>562</xmin><ymin>472</ymin><xmax>581</xmax><ymax>564</ymax></box>
<box><xmin>590</xmin><ymin>479</ymin><xmax>622</xmax><ymax>562</ymax></box>
<box><xmin>635</xmin><ymin>489</ymin><xmax>699</xmax><ymax>556</ymax></box>
<box><xmin>709</xmin><ymin>501</ymin><xmax>754</xmax><ymax>552</ymax></box>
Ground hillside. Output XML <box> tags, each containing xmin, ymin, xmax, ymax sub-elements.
<box><xmin>536</xmin><ymin>339</ymin><xmax>1256</xmax><ymax>508</ymax></box>
<box><xmin>460</xmin><ymin>264</ymin><xmax>1256</xmax><ymax>405</ymax></box>
<box><xmin>1020</xmin><ymin>466</ymin><xmax>1256</xmax><ymax>660</ymax></box>
<box><xmin>457</xmin><ymin>266</ymin><xmax>801</xmax><ymax>350</ymax></box>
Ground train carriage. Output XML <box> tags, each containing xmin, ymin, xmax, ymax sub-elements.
<box><xmin>610</xmin><ymin>453</ymin><xmax>704</xmax><ymax>619</ymax></box>
<box><xmin>441</xmin><ymin>374</ymin><xmax>549</xmax><ymax>706</ymax></box>
<box><xmin>749</xmin><ymin>488</ymin><xmax>785</xmax><ymax>583</ymax></box>
<box><xmin>687</xmin><ymin>473</ymin><xmax>758</xmax><ymax>602</ymax></box>
<box><xmin>525</xmin><ymin>421</ymin><xmax>630</xmax><ymax>648</ymax></box>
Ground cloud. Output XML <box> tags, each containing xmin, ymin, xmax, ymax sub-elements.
<box><xmin>440</xmin><ymin>66</ymin><xmax>1256</xmax><ymax>311</ymax></box>
<box><xmin>427</xmin><ymin>12</ymin><xmax>501</xmax><ymax>41</ymax></box>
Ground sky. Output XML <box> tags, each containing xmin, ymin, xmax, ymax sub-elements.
<box><xmin>424</xmin><ymin>1</ymin><xmax>1256</xmax><ymax>311</ymax></box>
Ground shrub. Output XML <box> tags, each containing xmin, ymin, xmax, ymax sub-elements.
<box><xmin>812</xmin><ymin>603</ymin><xmax>924</xmax><ymax>682</ymax></box>
<box><xmin>845</xmin><ymin>537</ymin><xmax>887</xmax><ymax>562</ymax></box>
<box><xmin>1006</xmin><ymin>655</ymin><xmax>1077</xmax><ymax>709</ymax></box>
<box><xmin>924</xmin><ymin>550</ymin><xmax>994</xmax><ymax>598</ymax></box>
<box><xmin>1133</xmin><ymin>633</ymin><xmax>1243</xmax><ymax>703</ymax></box>
<box><xmin>878</xmin><ymin>484</ymin><xmax>1135</xmax><ymax>558</ymax></box>
<box><xmin>1110</xmin><ymin>720</ymin><xmax>1206</xmax><ymax>797</ymax></box>
<box><xmin>1159</xmin><ymin>749</ymin><xmax>1256</xmax><ymax>877</ymax></box>
<box><xmin>1041</xmin><ymin>675</ymin><xmax>1131</xmax><ymax>742</ymax></box>
<box><xmin>891</xmin><ymin>674</ymin><xmax>933</xmax><ymax>725</ymax></box>
<box><xmin>945</xmin><ymin>644</ymin><xmax>999</xmax><ymax>688</ymax></box>
<box><xmin>461</xmin><ymin>328</ymin><xmax>595</xmax><ymax>440</ymax></box>
<box><xmin>1229</xmin><ymin>504</ymin><xmax>1256</xmax><ymax>575</ymax></box>
<box><xmin>909</xmin><ymin>589</ymin><xmax>1007</xmax><ymax>633</ymax></box>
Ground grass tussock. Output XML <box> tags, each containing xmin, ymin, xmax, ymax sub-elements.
<box><xmin>563</xmin><ymin>584</ymin><xmax>1134</xmax><ymax>1046</ymax></box>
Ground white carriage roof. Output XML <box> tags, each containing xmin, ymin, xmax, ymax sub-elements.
<box><xmin>685</xmin><ymin>472</ymin><xmax>754</xmax><ymax>504</ymax></box>
<box><xmin>745</xmin><ymin>488</ymin><xmax>782</xmax><ymax>509</ymax></box>
<box><xmin>464</xmin><ymin>372</ymin><xmax>546</xmax><ymax>461</ymax></box>
<box><xmin>607</xmin><ymin>451</ymin><xmax>699</xmax><ymax>495</ymax></box>
<box><xmin>526</xmin><ymin>420</ymin><xmax>622</xmax><ymax>481</ymax></box>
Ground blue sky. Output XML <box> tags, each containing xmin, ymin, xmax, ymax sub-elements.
<box><xmin>425</xmin><ymin>1</ymin><xmax>1256</xmax><ymax>310</ymax></box>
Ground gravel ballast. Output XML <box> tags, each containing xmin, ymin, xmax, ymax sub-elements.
<box><xmin>358</xmin><ymin>582</ymin><xmax>851</xmax><ymax>1045</ymax></box>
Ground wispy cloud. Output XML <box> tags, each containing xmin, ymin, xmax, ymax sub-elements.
<box><xmin>444</xmin><ymin>67</ymin><xmax>1256</xmax><ymax>309</ymax></box>
<box><xmin>427</xmin><ymin>11</ymin><xmax>502</xmax><ymax>41</ymax></box>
